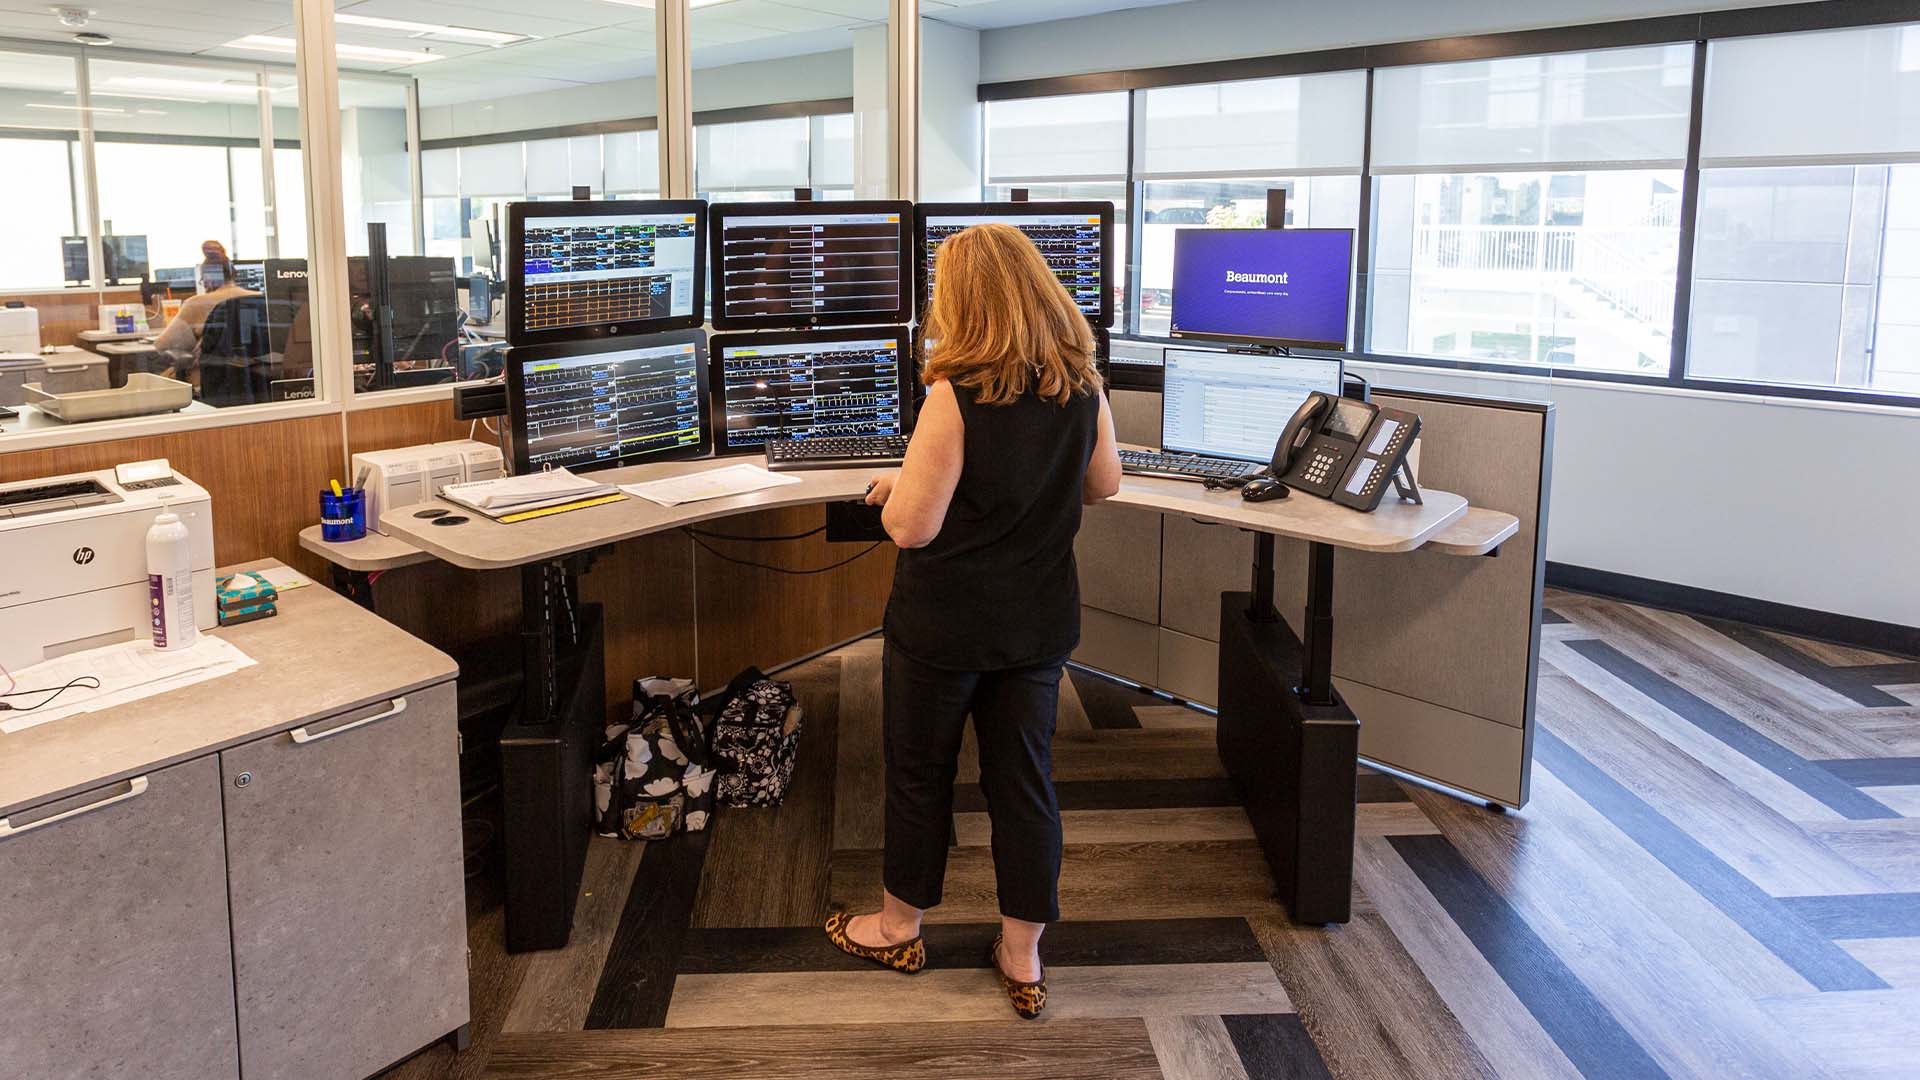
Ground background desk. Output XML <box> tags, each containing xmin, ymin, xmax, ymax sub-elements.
<box><xmin>0</xmin><ymin>565</ymin><xmax>471</xmax><ymax>1080</ymax></box>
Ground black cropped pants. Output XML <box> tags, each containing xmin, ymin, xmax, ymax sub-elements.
<box><xmin>881</xmin><ymin>641</ymin><xmax>1064</xmax><ymax>924</ymax></box>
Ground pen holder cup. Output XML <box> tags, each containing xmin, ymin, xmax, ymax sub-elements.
<box><xmin>320</xmin><ymin>488</ymin><xmax>367</xmax><ymax>542</ymax></box>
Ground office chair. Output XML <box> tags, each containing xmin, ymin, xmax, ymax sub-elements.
<box><xmin>197</xmin><ymin>295</ymin><xmax>275</xmax><ymax>407</ymax></box>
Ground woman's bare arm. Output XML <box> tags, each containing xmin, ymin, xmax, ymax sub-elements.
<box><xmin>878</xmin><ymin>380</ymin><xmax>965</xmax><ymax>549</ymax></box>
<box><xmin>1083</xmin><ymin>391</ymin><xmax>1122</xmax><ymax>504</ymax></box>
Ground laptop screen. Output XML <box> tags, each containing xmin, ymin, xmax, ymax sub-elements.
<box><xmin>1160</xmin><ymin>348</ymin><xmax>1344</xmax><ymax>463</ymax></box>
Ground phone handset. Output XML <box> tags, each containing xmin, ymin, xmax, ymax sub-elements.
<box><xmin>1269</xmin><ymin>391</ymin><xmax>1332</xmax><ymax>475</ymax></box>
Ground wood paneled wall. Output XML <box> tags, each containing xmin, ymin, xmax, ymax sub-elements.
<box><xmin>0</xmin><ymin>413</ymin><xmax>342</xmax><ymax>581</ymax></box>
<box><xmin>5</xmin><ymin>395</ymin><xmax>894</xmax><ymax>718</ymax></box>
<box><xmin>8</xmin><ymin>287</ymin><xmax>145</xmax><ymax>348</ymax></box>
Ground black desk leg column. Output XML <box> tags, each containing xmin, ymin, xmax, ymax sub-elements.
<box><xmin>1215</xmin><ymin>537</ymin><xmax>1358</xmax><ymax>926</ymax></box>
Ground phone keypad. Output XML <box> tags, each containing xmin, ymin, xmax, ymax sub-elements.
<box><xmin>1303</xmin><ymin>451</ymin><xmax>1338</xmax><ymax>486</ymax></box>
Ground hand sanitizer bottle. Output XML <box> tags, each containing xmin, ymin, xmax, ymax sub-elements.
<box><xmin>146</xmin><ymin>510</ymin><xmax>196</xmax><ymax>651</ymax></box>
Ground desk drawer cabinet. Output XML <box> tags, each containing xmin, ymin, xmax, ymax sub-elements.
<box><xmin>221</xmin><ymin>679</ymin><xmax>468</xmax><ymax>1080</ymax></box>
<box><xmin>0</xmin><ymin>756</ymin><xmax>240</xmax><ymax>1080</ymax></box>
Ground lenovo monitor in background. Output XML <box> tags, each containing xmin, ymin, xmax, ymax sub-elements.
<box><xmin>1160</xmin><ymin>348</ymin><xmax>1344</xmax><ymax>463</ymax></box>
<box><xmin>1168</xmin><ymin>228</ymin><xmax>1354</xmax><ymax>350</ymax></box>
<box><xmin>709</xmin><ymin>200</ymin><xmax>912</xmax><ymax>330</ymax></box>
<box><xmin>915</xmin><ymin>202</ymin><xmax>1114</xmax><ymax>328</ymax></box>
<box><xmin>506</xmin><ymin>200</ymin><xmax>705</xmax><ymax>346</ymax></box>
<box><xmin>709</xmin><ymin>328</ymin><xmax>912</xmax><ymax>455</ymax></box>
<box><xmin>507</xmin><ymin>331</ymin><xmax>710</xmax><ymax>473</ymax></box>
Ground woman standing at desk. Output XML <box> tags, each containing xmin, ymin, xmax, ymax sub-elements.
<box><xmin>824</xmin><ymin>223</ymin><xmax>1122</xmax><ymax>1019</ymax></box>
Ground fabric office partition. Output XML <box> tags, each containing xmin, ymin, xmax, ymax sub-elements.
<box><xmin>1076</xmin><ymin>384</ymin><xmax>1550</xmax><ymax>807</ymax></box>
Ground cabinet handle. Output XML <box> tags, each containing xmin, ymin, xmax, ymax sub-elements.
<box><xmin>0</xmin><ymin>777</ymin><xmax>149</xmax><ymax>840</ymax></box>
<box><xmin>290</xmin><ymin>696</ymin><xmax>408</xmax><ymax>745</ymax></box>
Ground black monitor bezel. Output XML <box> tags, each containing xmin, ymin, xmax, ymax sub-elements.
<box><xmin>708</xmin><ymin>199</ymin><xmax>914</xmax><ymax>331</ymax></box>
<box><xmin>506</xmin><ymin>328</ymin><xmax>712</xmax><ymax>475</ymax></box>
<box><xmin>505</xmin><ymin>199</ymin><xmax>708</xmax><ymax>347</ymax></box>
<box><xmin>1166</xmin><ymin>227</ymin><xmax>1356</xmax><ymax>352</ymax></box>
<box><xmin>707</xmin><ymin>325</ymin><xmax>915</xmax><ymax>457</ymax></box>
<box><xmin>914</xmin><ymin>200</ymin><xmax>1116</xmax><ymax>330</ymax></box>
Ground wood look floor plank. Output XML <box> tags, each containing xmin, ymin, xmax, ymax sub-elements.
<box><xmin>1838</xmin><ymin>709</ymin><xmax>1920</xmax><ymax>756</ymax></box>
<box><xmin>954</xmin><ymin>806</ymin><xmax>1254</xmax><ymax>847</ymax></box>
<box><xmin>502</xmin><ymin>839</ymin><xmax>647</xmax><ymax>1034</ymax></box>
<box><xmin>1774</xmin><ymin>633</ymin><xmax>1912</xmax><ymax>668</ymax></box>
<box><xmin>1252</xmin><ymin>913</ymin><xmax>1498</xmax><ymax>1080</ymax></box>
<box><xmin>663</xmin><ymin>963</ymin><xmax>1290</xmax><ymax>1027</ymax></box>
<box><xmin>480</xmin><ymin>1020</ymin><xmax>1164</xmax><ymax>1079</ymax></box>
<box><xmin>1840</xmin><ymin>939</ymin><xmax>1920</xmax><ymax>988</ymax></box>
<box><xmin>830</xmin><ymin>840</ymin><xmax>1286</xmax><ymax>924</ymax></box>
<box><xmin>1406</xmin><ymin>783</ymin><xmax>1847</xmax><ymax>1080</ymax></box>
<box><xmin>1352</xmin><ymin>837</ymin><xmax>1586</xmax><ymax>1080</ymax></box>
<box><xmin>958</xmin><ymin>726</ymin><xmax>1227</xmax><ymax>785</ymax></box>
<box><xmin>1563</xmin><ymin>602</ymin><xmax>1892</xmax><ymax>761</ymax></box>
<box><xmin>1640</xmin><ymin>608</ymin><xmax>1867</xmax><ymax>714</ymax></box>
<box><xmin>1056</xmin><ymin>669</ymin><xmax>1098</xmax><ymax>741</ymax></box>
<box><xmin>1799</xmin><ymin>819</ymin><xmax>1920</xmax><ymax>891</ymax></box>
<box><xmin>1145</xmin><ymin>1015</ymin><xmax>1252</xmax><ymax>1080</ymax></box>
<box><xmin>690</xmin><ymin>660</ymin><xmax>840</xmax><ymax>929</ymax></box>
<box><xmin>1519</xmin><ymin>765</ymin><xmax>1822</xmax><ymax>998</ymax></box>
<box><xmin>1758</xmin><ymin>989</ymin><xmax>1920</xmax><ymax>1080</ymax></box>
<box><xmin>1133</xmin><ymin>706</ymin><xmax>1215</xmax><ymax>730</ymax></box>
<box><xmin>1538</xmin><ymin>669</ymin><xmax>1890</xmax><ymax>896</ymax></box>
<box><xmin>831</xmin><ymin>647</ymin><xmax>885</xmax><ymax>851</ymax></box>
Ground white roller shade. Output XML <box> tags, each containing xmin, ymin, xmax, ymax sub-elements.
<box><xmin>697</xmin><ymin>116</ymin><xmax>808</xmax><ymax>193</ymax></box>
<box><xmin>1137</xmin><ymin>71</ymin><xmax>1366</xmax><ymax>178</ymax></box>
<box><xmin>458</xmin><ymin>142</ymin><xmax>525</xmax><ymax>198</ymax></box>
<box><xmin>423</xmin><ymin>147</ymin><xmax>456</xmax><ymax>198</ymax></box>
<box><xmin>526</xmin><ymin>135</ymin><xmax>602</xmax><ymax>196</ymax></box>
<box><xmin>1372</xmin><ymin>44</ymin><xmax>1694</xmax><ymax>171</ymax></box>
<box><xmin>812</xmin><ymin>113</ymin><xmax>855</xmax><ymax>189</ymax></box>
<box><xmin>605</xmin><ymin>129</ymin><xmax>660</xmax><ymax>193</ymax></box>
<box><xmin>1703</xmin><ymin>23</ymin><xmax>1920</xmax><ymax>164</ymax></box>
<box><xmin>986</xmin><ymin>92</ymin><xmax>1128</xmax><ymax>182</ymax></box>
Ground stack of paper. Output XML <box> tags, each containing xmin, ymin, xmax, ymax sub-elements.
<box><xmin>620</xmin><ymin>463</ymin><xmax>802</xmax><ymax>507</ymax></box>
<box><xmin>0</xmin><ymin>636</ymin><xmax>258</xmax><ymax>735</ymax></box>
<box><xmin>440</xmin><ymin>468</ymin><xmax>616</xmax><ymax>518</ymax></box>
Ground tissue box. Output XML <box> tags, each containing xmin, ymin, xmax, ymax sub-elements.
<box><xmin>216</xmin><ymin>572</ymin><xmax>279</xmax><ymax>625</ymax></box>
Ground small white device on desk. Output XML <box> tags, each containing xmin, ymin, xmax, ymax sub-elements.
<box><xmin>351</xmin><ymin>439</ymin><xmax>504</xmax><ymax>532</ymax></box>
<box><xmin>0</xmin><ymin>304</ymin><xmax>40</xmax><ymax>354</ymax></box>
<box><xmin>0</xmin><ymin>461</ymin><xmax>215</xmax><ymax>672</ymax></box>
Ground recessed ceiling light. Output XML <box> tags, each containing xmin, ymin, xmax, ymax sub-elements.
<box><xmin>72</xmin><ymin>31</ymin><xmax>112</xmax><ymax>45</ymax></box>
<box><xmin>71</xmin><ymin>89</ymin><xmax>210</xmax><ymax>104</ymax></box>
<box><xmin>225</xmin><ymin>34</ymin><xmax>444</xmax><ymax>65</ymax></box>
<box><xmin>334</xmin><ymin>13</ymin><xmax>529</xmax><ymax>47</ymax></box>
<box><xmin>103</xmin><ymin>76</ymin><xmax>286</xmax><ymax>99</ymax></box>
<box><xmin>25</xmin><ymin>101</ymin><xmax>124</xmax><ymax>113</ymax></box>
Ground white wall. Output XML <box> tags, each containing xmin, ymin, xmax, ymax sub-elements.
<box><xmin>1345</xmin><ymin>363</ymin><xmax>1920</xmax><ymax>627</ymax></box>
<box><xmin>976</xmin><ymin>0</ymin><xmax>1804</xmax><ymax>82</ymax></box>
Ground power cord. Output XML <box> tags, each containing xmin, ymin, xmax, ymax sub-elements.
<box><xmin>686</xmin><ymin>523</ymin><xmax>828</xmax><ymax>543</ymax></box>
<box><xmin>0</xmin><ymin>676</ymin><xmax>103</xmax><ymax>712</ymax></box>
<box><xmin>683</xmin><ymin>530</ymin><xmax>883</xmax><ymax>575</ymax></box>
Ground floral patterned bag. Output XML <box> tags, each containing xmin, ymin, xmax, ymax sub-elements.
<box><xmin>592</xmin><ymin>677</ymin><xmax>716</xmax><ymax>840</ymax></box>
<box><xmin>710</xmin><ymin>670</ymin><xmax>803</xmax><ymax>808</ymax></box>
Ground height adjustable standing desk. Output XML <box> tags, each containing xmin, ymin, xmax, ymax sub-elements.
<box><xmin>306</xmin><ymin>454</ymin><xmax>1511</xmax><ymax>937</ymax></box>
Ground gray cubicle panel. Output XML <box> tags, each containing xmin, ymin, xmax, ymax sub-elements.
<box><xmin>1075</xmin><ymin>382</ymin><xmax>1552</xmax><ymax>809</ymax></box>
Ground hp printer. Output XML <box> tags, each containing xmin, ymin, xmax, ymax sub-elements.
<box><xmin>0</xmin><ymin>466</ymin><xmax>216</xmax><ymax>672</ymax></box>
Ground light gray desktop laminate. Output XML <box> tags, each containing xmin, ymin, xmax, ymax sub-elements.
<box><xmin>222</xmin><ymin>681</ymin><xmax>468</xmax><ymax>1080</ymax></box>
<box><xmin>0</xmin><ymin>755</ymin><xmax>240</xmax><ymax>1080</ymax></box>
<box><xmin>377</xmin><ymin>455</ymin><xmax>1475</xmax><ymax>572</ymax></box>
<box><xmin>297</xmin><ymin>524</ymin><xmax>437</xmax><ymax>572</ymax></box>
<box><xmin>0</xmin><ymin>561</ymin><xmax>459</xmax><ymax>818</ymax></box>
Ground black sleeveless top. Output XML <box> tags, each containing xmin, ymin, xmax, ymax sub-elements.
<box><xmin>884</xmin><ymin>380</ymin><xmax>1102</xmax><ymax>671</ymax></box>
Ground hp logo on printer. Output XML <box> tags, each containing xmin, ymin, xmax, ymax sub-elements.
<box><xmin>73</xmin><ymin>547</ymin><xmax>95</xmax><ymax>565</ymax></box>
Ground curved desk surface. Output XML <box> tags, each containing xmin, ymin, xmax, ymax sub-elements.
<box><xmin>352</xmin><ymin>456</ymin><xmax>1483</xmax><ymax>573</ymax></box>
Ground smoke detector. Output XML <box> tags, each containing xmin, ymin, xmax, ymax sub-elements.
<box><xmin>52</xmin><ymin>7</ymin><xmax>92</xmax><ymax>29</ymax></box>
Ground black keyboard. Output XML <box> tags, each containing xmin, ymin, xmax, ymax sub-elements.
<box><xmin>1119</xmin><ymin>448</ymin><xmax>1262</xmax><ymax>482</ymax></box>
<box><xmin>766</xmin><ymin>434</ymin><xmax>911</xmax><ymax>471</ymax></box>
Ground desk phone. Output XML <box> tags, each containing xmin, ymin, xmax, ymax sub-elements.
<box><xmin>1272</xmin><ymin>392</ymin><xmax>1422</xmax><ymax>511</ymax></box>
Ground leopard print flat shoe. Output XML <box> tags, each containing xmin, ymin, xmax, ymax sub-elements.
<box><xmin>990</xmin><ymin>934</ymin><xmax>1048</xmax><ymax>1020</ymax></box>
<box><xmin>823</xmin><ymin>911</ymin><xmax>926</xmax><ymax>974</ymax></box>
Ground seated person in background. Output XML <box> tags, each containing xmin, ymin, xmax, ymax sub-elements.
<box><xmin>152</xmin><ymin>240</ymin><xmax>258</xmax><ymax>383</ymax></box>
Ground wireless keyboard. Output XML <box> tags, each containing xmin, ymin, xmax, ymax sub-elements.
<box><xmin>765</xmin><ymin>434</ymin><xmax>911</xmax><ymax>471</ymax></box>
<box><xmin>1119</xmin><ymin>448</ymin><xmax>1263</xmax><ymax>482</ymax></box>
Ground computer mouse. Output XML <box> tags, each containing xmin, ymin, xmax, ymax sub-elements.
<box><xmin>1241</xmin><ymin>476</ymin><xmax>1289</xmax><ymax>502</ymax></box>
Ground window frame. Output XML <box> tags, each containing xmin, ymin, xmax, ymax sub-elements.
<box><xmin>977</xmin><ymin>0</ymin><xmax>1920</xmax><ymax>409</ymax></box>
